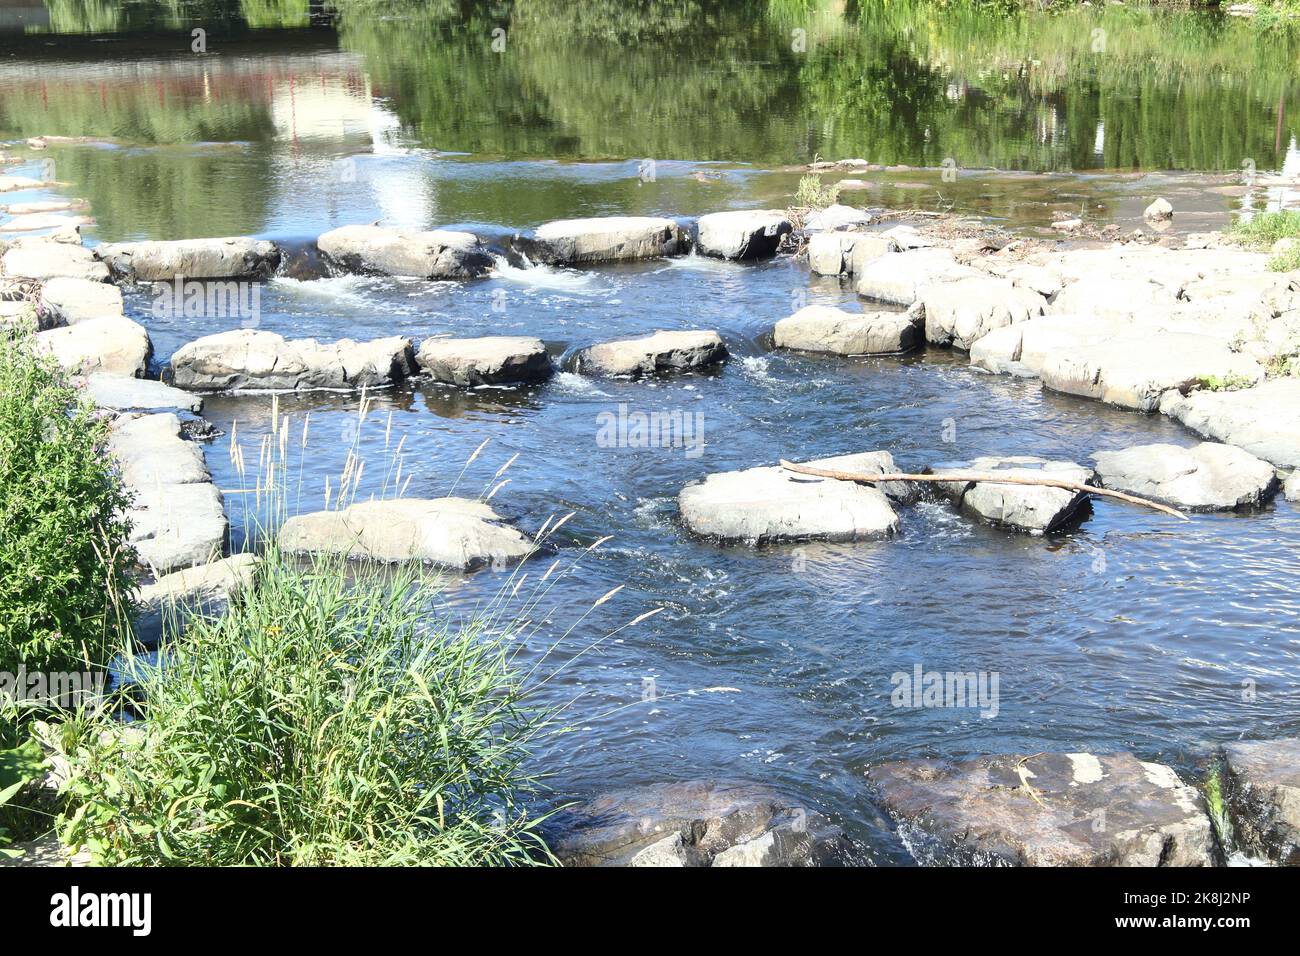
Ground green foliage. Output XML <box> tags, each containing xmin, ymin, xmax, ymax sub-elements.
<box><xmin>1203</xmin><ymin>762</ymin><xmax>1233</xmax><ymax>849</ymax></box>
<box><xmin>1198</xmin><ymin>373</ymin><xmax>1257</xmax><ymax>392</ymax></box>
<box><xmin>1267</xmin><ymin>245</ymin><xmax>1300</xmax><ymax>273</ymax></box>
<box><xmin>794</xmin><ymin>172</ymin><xmax>841</xmax><ymax>209</ymax></box>
<box><xmin>0</xmin><ymin>330</ymin><xmax>135</xmax><ymax>676</ymax></box>
<box><xmin>59</xmin><ymin>548</ymin><xmax>555</xmax><ymax>866</ymax></box>
<box><xmin>1228</xmin><ymin>210</ymin><xmax>1300</xmax><ymax>248</ymax></box>
<box><xmin>0</xmin><ymin>706</ymin><xmax>50</xmax><ymax>858</ymax></box>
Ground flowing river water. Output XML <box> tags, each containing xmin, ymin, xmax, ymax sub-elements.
<box><xmin>4</xmin><ymin>0</ymin><xmax>1300</xmax><ymax>863</ymax></box>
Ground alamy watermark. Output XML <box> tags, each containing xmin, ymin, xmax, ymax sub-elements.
<box><xmin>151</xmin><ymin>277</ymin><xmax>261</xmax><ymax>327</ymax></box>
<box><xmin>596</xmin><ymin>404</ymin><xmax>705</xmax><ymax>458</ymax></box>
<box><xmin>1</xmin><ymin>668</ymin><xmax>106</xmax><ymax>708</ymax></box>
<box><xmin>890</xmin><ymin>663</ymin><xmax>1000</xmax><ymax>718</ymax></box>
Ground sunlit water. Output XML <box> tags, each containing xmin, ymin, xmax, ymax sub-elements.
<box><xmin>4</xmin><ymin>1</ymin><xmax>1300</xmax><ymax>863</ymax></box>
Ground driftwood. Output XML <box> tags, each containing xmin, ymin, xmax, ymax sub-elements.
<box><xmin>778</xmin><ymin>460</ymin><xmax>1188</xmax><ymax>521</ymax></box>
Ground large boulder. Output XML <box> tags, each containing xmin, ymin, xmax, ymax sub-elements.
<box><xmin>544</xmin><ymin>780</ymin><xmax>847</xmax><ymax>867</ymax></box>
<box><xmin>855</xmin><ymin>248</ymin><xmax>979</xmax><ymax>307</ymax></box>
<box><xmin>773</xmin><ymin>304</ymin><xmax>920</xmax><ymax>355</ymax></box>
<box><xmin>278</xmin><ymin>498</ymin><xmax>533</xmax><ymax>570</ymax></box>
<box><xmin>416</xmin><ymin>335</ymin><xmax>552</xmax><ymax>386</ymax></box>
<box><xmin>869</xmin><ymin>751</ymin><xmax>1215</xmax><ymax>866</ymax></box>
<box><xmin>2</xmin><ymin>239</ymin><xmax>108</xmax><ymax>282</ymax></box>
<box><xmin>1092</xmin><ymin>442</ymin><xmax>1278</xmax><ymax>512</ymax></box>
<box><xmin>1222</xmin><ymin>738</ymin><xmax>1300</xmax><ymax>865</ymax></box>
<box><xmin>930</xmin><ymin>455</ymin><xmax>1093</xmax><ymax>533</ymax></box>
<box><xmin>38</xmin><ymin>276</ymin><xmax>123</xmax><ymax>323</ymax></box>
<box><xmin>807</xmin><ymin>232</ymin><xmax>862</xmax><ymax>276</ymax></box>
<box><xmin>95</xmin><ymin>237</ymin><xmax>281</xmax><ymax>281</ymax></box>
<box><xmin>526</xmin><ymin>216</ymin><xmax>685</xmax><ymax>265</ymax></box>
<box><xmin>109</xmin><ymin>413</ymin><xmax>227</xmax><ymax>574</ymax></box>
<box><xmin>37</xmin><ymin>315</ymin><xmax>152</xmax><ymax>377</ymax></box>
<box><xmin>695</xmin><ymin>210</ymin><xmax>792</xmax><ymax>260</ymax></box>
<box><xmin>1038</xmin><ymin>332</ymin><xmax>1264</xmax><ymax>412</ymax></box>
<box><xmin>678</xmin><ymin>451</ymin><xmax>904</xmax><ymax>544</ymax></box>
<box><xmin>576</xmin><ymin>330</ymin><xmax>726</xmax><ymax>377</ymax></box>
<box><xmin>78</xmin><ymin>374</ymin><xmax>202</xmax><ymax>413</ymax></box>
<box><xmin>1159</xmin><ymin>380</ymin><xmax>1300</xmax><ymax>468</ymax></box>
<box><xmin>317</xmin><ymin>224</ymin><xmax>492</xmax><ymax>279</ymax></box>
<box><xmin>169</xmin><ymin>329</ymin><xmax>416</xmax><ymax>391</ymax></box>
<box><xmin>920</xmin><ymin>276</ymin><xmax>1045</xmax><ymax>350</ymax></box>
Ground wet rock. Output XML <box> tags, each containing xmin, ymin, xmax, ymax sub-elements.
<box><xmin>544</xmin><ymin>780</ymin><xmax>848</xmax><ymax>867</ymax></box>
<box><xmin>109</xmin><ymin>413</ymin><xmax>227</xmax><ymax>574</ymax></box>
<box><xmin>38</xmin><ymin>276</ymin><xmax>123</xmax><ymax>323</ymax></box>
<box><xmin>2</xmin><ymin>239</ymin><xmax>108</xmax><ymax>282</ymax></box>
<box><xmin>278</xmin><ymin>498</ymin><xmax>533</xmax><ymax>570</ymax></box>
<box><xmin>416</xmin><ymin>335</ymin><xmax>552</xmax><ymax>386</ymax></box>
<box><xmin>1159</xmin><ymin>379</ymin><xmax>1300</xmax><ymax>468</ymax></box>
<box><xmin>1223</xmin><ymin>738</ymin><xmax>1300</xmax><ymax>865</ymax></box>
<box><xmin>527</xmin><ymin>216</ymin><xmax>685</xmax><ymax>265</ymax></box>
<box><xmin>96</xmin><ymin>236</ymin><xmax>281</xmax><ymax>282</ymax></box>
<box><xmin>695</xmin><ymin>209</ymin><xmax>792</xmax><ymax>260</ymax></box>
<box><xmin>678</xmin><ymin>451</ymin><xmax>903</xmax><ymax>544</ymax></box>
<box><xmin>1092</xmin><ymin>442</ymin><xmax>1278</xmax><ymax>512</ymax></box>
<box><xmin>1144</xmin><ymin>197</ymin><xmax>1174</xmax><ymax>221</ymax></box>
<box><xmin>802</xmin><ymin>203</ymin><xmax>874</xmax><ymax>232</ymax></box>
<box><xmin>773</xmin><ymin>304</ymin><xmax>920</xmax><ymax>355</ymax></box>
<box><xmin>78</xmin><ymin>373</ymin><xmax>202</xmax><ymax>414</ymax></box>
<box><xmin>169</xmin><ymin>329</ymin><xmax>416</xmax><ymax>391</ymax></box>
<box><xmin>37</xmin><ymin>316</ymin><xmax>152</xmax><ymax>377</ymax></box>
<box><xmin>134</xmin><ymin>554</ymin><xmax>260</xmax><ymax>646</ymax></box>
<box><xmin>807</xmin><ymin>231</ymin><xmax>862</xmax><ymax>276</ymax></box>
<box><xmin>930</xmin><ymin>455</ymin><xmax>1093</xmax><ymax>533</ymax></box>
<box><xmin>869</xmin><ymin>751</ymin><xmax>1215</xmax><ymax>866</ymax></box>
<box><xmin>1039</xmin><ymin>332</ymin><xmax>1264</xmax><ymax>412</ymax></box>
<box><xmin>920</xmin><ymin>276</ymin><xmax>1046</xmax><ymax>350</ymax></box>
<box><xmin>317</xmin><ymin>224</ymin><xmax>492</xmax><ymax>278</ymax></box>
<box><xmin>855</xmin><ymin>248</ymin><xmax>980</xmax><ymax>306</ymax></box>
<box><xmin>576</xmin><ymin>330</ymin><xmax>726</xmax><ymax>377</ymax></box>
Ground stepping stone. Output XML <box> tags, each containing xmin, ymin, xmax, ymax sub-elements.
<box><xmin>416</xmin><ymin>335</ymin><xmax>552</xmax><ymax>386</ymax></box>
<box><xmin>2</xmin><ymin>239</ymin><xmax>108</xmax><ymax>281</ymax></box>
<box><xmin>1051</xmin><ymin>277</ymin><xmax>1177</xmax><ymax>320</ymax></box>
<box><xmin>96</xmin><ymin>237</ymin><xmax>281</xmax><ymax>282</ymax></box>
<box><xmin>39</xmin><ymin>276</ymin><xmax>123</xmax><ymax>323</ymax></box>
<box><xmin>807</xmin><ymin>232</ymin><xmax>862</xmax><ymax>276</ymax></box>
<box><xmin>576</xmin><ymin>330</ymin><xmax>726</xmax><ymax>377</ymax></box>
<box><xmin>773</xmin><ymin>304</ymin><xmax>920</xmax><ymax>355</ymax></box>
<box><xmin>317</xmin><ymin>224</ymin><xmax>492</xmax><ymax>279</ymax></box>
<box><xmin>78</xmin><ymin>373</ymin><xmax>202</xmax><ymax>414</ymax></box>
<box><xmin>37</xmin><ymin>315</ymin><xmax>152</xmax><ymax>377</ymax></box>
<box><xmin>1</xmin><ymin>213</ymin><xmax>91</xmax><ymax>233</ymax></box>
<box><xmin>855</xmin><ymin>248</ymin><xmax>979</xmax><ymax>307</ymax></box>
<box><xmin>134</xmin><ymin>554</ymin><xmax>260</xmax><ymax>646</ymax></box>
<box><xmin>930</xmin><ymin>455</ymin><xmax>1093</xmax><ymax>533</ymax></box>
<box><xmin>1159</xmin><ymin>379</ymin><xmax>1300</xmax><ymax>468</ymax></box>
<box><xmin>869</xmin><ymin>751</ymin><xmax>1215</xmax><ymax>866</ymax></box>
<box><xmin>695</xmin><ymin>209</ymin><xmax>792</xmax><ymax>260</ymax></box>
<box><xmin>525</xmin><ymin>216</ymin><xmax>685</xmax><ymax>265</ymax></box>
<box><xmin>1285</xmin><ymin>471</ymin><xmax>1300</xmax><ymax>501</ymax></box>
<box><xmin>544</xmin><ymin>780</ymin><xmax>847</xmax><ymax>867</ymax></box>
<box><xmin>0</xmin><ymin>175</ymin><xmax>51</xmax><ymax>193</ymax></box>
<box><xmin>678</xmin><ymin>451</ymin><xmax>905</xmax><ymax>544</ymax></box>
<box><xmin>919</xmin><ymin>276</ymin><xmax>1046</xmax><ymax>350</ymax></box>
<box><xmin>278</xmin><ymin>498</ymin><xmax>533</xmax><ymax>571</ymax></box>
<box><xmin>1222</xmin><ymin>738</ymin><xmax>1300</xmax><ymax>865</ymax></box>
<box><xmin>1092</xmin><ymin>442</ymin><xmax>1278</xmax><ymax>512</ymax></box>
<box><xmin>169</xmin><ymin>329</ymin><xmax>416</xmax><ymax>391</ymax></box>
<box><xmin>802</xmin><ymin>203</ymin><xmax>874</xmax><ymax>232</ymax></box>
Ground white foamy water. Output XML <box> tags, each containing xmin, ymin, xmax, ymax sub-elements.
<box><xmin>271</xmin><ymin>274</ymin><xmax>378</xmax><ymax>308</ymax></box>
<box><xmin>491</xmin><ymin>255</ymin><xmax>602</xmax><ymax>293</ymax></box>
<box><xmin>551</xmin><ymin>371</ymin><xmax>608</xmax><ymax>396</ymax></box>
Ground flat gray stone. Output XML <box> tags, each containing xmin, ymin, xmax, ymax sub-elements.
<box><xmin>855</xmin><ymin>248</ymin><xmax>980</xmax><ymax>307</ymax></box>
<box><xmin>2</xmin><ymin>239</ymin><xmax>109</xmax><ymax>282</ymax></box>
<box><xmin>1285</xmin><ymin>471</ymin><xmax>1300</xmax><ymax>501</ymax></box>
<box><xmin>169</xmin><ymin>329</ymin><xmax>416</xmax><ymax>391</ymax></box>
<box><xmin>1093</xmin><ymin>442</ymin><xmax>1278</xmax><ymax>512</ymax></box>
<box><xmin>773</xmin><ymin>304</ymin><xmax>920</xmax><ymax>355</ymax></box>
<box><xmin>416</xmin><ymin>335</ymin><xmax>551</xmax><ymax>386</ymax></box>
<box><xmin>870</xmin><ymin>751</ymin><xmax>1214</xmax><ymax>866</ymax></box>
<box><xmin>95</xmin><ymin>237</ymin><xmax>281</xmax><ymax>281</ymax></box>
<box><xmin>920</xmin><ymin>276</ymin><xmax>1045</xmax><ymax>350</ymax></box>
<box><xmin>38</xmin><ymin>276</ymin><xmax>123</xmax><ymax>323</ymax></box>
<box><xmin>317</xmin><ymin>224</ymin><xmax>492</xmax><ymax>278</ymax></box>
<box><xmin>678</xmin><ymin>451</ymin><xmax>904</xmax><ymax>544</ymax></box>
<box><xmin>278</xmin><ymin>498</ymin><xmax>533</xmax><ymax>570</ymax></box>
<box><xmin>576</xmin><ymin>330</ymin><xmax>726</xmax><ymax>377</ymax></box>
<box><xmin>1159</xmin><ymin>379</ymin><xmax>1300</xmax><ymax>468</ymax></box>
<box><xmin>37</xmin><ymin>315</ymin><xmax>152</xmax><ymax>377</ymax></box>
<box><xmin>801</xmin><ymin>203</ymin><xmax>874</xmax><ymax>232</ymax></box>
<box><xmin>807</xmin><ymin>231</ymin><xmax>862</xmax><ymax>276</ymax></box>
<box><xmin>134</xmin><ymin>554</ymin><xmax>259</xmax><ymax>646</ymax></box>
<box><xmin>1223</xmin><ymin>738</ymin><xmax>1300</xmax><ymax>865</ymax></box>
<box><xmin>527</xmin><ymin>216</ymin><xmax>685</xmax><ymax>265</ymax></box>
<box><xmin>695</xmin><ymin>209</ymin><xmax>792</xmax><ymax>260</ymax></box>
<box><xmin>931</xmin><ymin>455</ymin><xmax>1093</xmax><ymax>533</ymax></box>
<box><xmin>78</xmin><ymin>373</ymin><xmax>202</xmax><ymax>413</ymax></box>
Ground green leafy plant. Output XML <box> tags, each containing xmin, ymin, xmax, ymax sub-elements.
<box><xmin>794</xmin><ymin>172</ymin><xmax>841</xmax><ymax>210</ymax></box>
<box><xmin>0</xmin><ymin>329</ymin><xmax>136</xmax><ymax>676</ymax></box>
<box><xmin>1198</xmin><ymin>373</ymin><xmax>1257</xmax><ymax>392</ymax></box>
<box><xmin>1227</xmin><ymin>210</ymin><xmax>1300</xmax><ymax>249</ymax></box>
<box><xmin>1</xmin><ymin>705</ymin><xmax>49</xmax><ymax>859</ymax></box>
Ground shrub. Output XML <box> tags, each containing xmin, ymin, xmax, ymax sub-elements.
<box><xmin>0</xmin><ymin>703</ymin><xmax>48</xmax><ymax>858</ymax></box>
<box><xmin>1226</xmin><ymin>209</ymin><xmax>1300</xmax><ymax>249</ymax></box>
<box><xmin>58</xmin><ymin>548</ymin><xmax>555</xmax><ymax>866</ymax></box>
<box><xmin>794</xmin><ymin>172</ymin><xmax>841</xmax><ymax>210</ymax></box>
<box><xmin>0</xmin><ymin>329</ymin><xmax>135</xmax><ymax>675</ymax></box>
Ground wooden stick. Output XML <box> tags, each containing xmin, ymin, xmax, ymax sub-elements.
<box><xmin>778</xmin><ymin>460</ymin><xmax>1188</xmax><ymax>520</ymax></box>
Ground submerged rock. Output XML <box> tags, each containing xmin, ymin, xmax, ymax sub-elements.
<box><xmin>1159</xmin><ymin>379</ymin><xmax>1300</xmax><ymax>468</ymax></box>
<box><xmin>545</xmin><ymin>780</ymin><xmax>848</xmax><ymax>867</ymax></box>
<box><xmin>930</xmin><ymin>455</ymin><xmax>1093</xmax><ymax>533</ymax></box>
<box><xmin>169</xmin><ymin>329</ymin><xmax>416</xmax><ymax>391</ymax></box>
<box><xmin>2</xmin><ymin>239</ymin><xmax>109</xmax><ymax>282</ymax></box>
<box><xmin>855</xmin><ymin>248</ymin><xmax>979</xmax><ymax>307</ymax></box>
<box><xmin>678</xmin><ymin>451</ymin><xmax>904</xmax><ymax>544</ymax></box>
<box><xmin>869</xmin><ymin>751</ymin><xmax>1215</xmax><ymax>866</ymax></box>
<box><xmin>317</xmin><ymin>224</ymin><xmax>492</xmax><ymax>279</ymax></box>
<box><xmin>416</xmin><ymin>335</ymin><xmax>552</xmax><ymax>386</ymax></box>
<box><xmin>38</xmin><ymin>276</ymin><xmax>123</xmax><ymax>323</ymax></box>
<box><xmin>95</xmin><ymin>237</ymin><xmax>281</xmax><ymax>281</ymax></box>
<box><xmin>1092</xmin><ymin>442</ymin><xmax>1278</xmax><ymax>512</ymax></box>
<box><xmin>695</xmin><ymin>209</ymin><xmax>792</xmax><ymax>260</ymax></box>
<box><xmin>920</xmin><ymin>276</ymin><xmax>1045</xmax><ymax>350</ymax></box>
<box><xmin>773</xmin><ymin>304</ymin><xmax>920</xmax><ymax>355</ymax></box>
<box><xmin>1222</xmin><ymin>738</ymin><xmax>1300</xmax><ymax>865</ymax></box>
<box><xmin>37</xmin><ymin>315</ymin><xmax>152</xmax><ymax>377</ymax></box>
<box><xmin>78</xmin><ymin>373</ymin><xmax>202</xmax><ymax>414</ymax></box>
<box><xmin>526</xmin><ymin>216</ymin><xmax>685</xmax><ymax>265</ymax></box>
<box><xmin>278</xmin><ymin>498</ymin><xmax>533</xmax><ymax>570</ymax></box>
<box><xmin>576</xmin><ymin>330</ymin><xmax>726</xmax><ymax>377</ymax></box>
